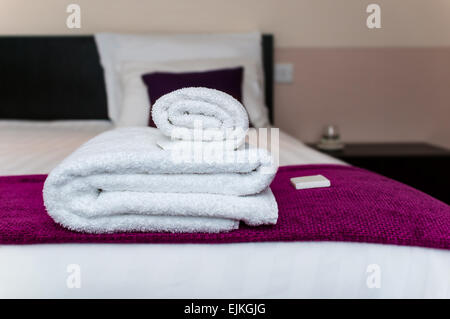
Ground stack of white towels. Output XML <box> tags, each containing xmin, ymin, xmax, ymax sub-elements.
<box><xmin>43</xmin><ymin>87</ymin><xmax>278</xmax><ymax>233</ymax></box>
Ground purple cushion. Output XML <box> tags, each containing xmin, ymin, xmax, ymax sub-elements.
<box><xmin>142</xmin><ymin>67</ymin><xmax>243</xmax><ymax>127</ymax></box>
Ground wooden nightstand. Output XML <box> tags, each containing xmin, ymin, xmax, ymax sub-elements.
<box><xmin>308</xmin><ymin>143</ymin><xmax>450</xmax><ymax>203</ymax></box>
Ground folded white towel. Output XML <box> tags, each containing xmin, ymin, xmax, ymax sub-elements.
<box><xmin>152</xmin><ymin>87</ymin><xmax>249</xmax><ymax>149</ymax></box>
<box><xmin>43</xmin><ymin>127</ymin><xmax>278</xmax><ymax>233</ymax></box>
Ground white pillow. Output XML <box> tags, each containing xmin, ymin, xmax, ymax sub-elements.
<box><xmin>118</xmin><ymin>58</ymin><xmax>269</xmax><ymax>128</ymax></box>
<box><xmin>94</xmin><ymin>32</ymin><xmax>264</xmax><ymax>124</ymax></box>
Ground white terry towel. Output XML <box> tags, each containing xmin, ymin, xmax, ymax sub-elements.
<box><xmin>151</xmin><ymin>87</ymin><xmax>249</xmax><ymax>149</ymax></box>
<box><xmin>43</xmin><ymin>127</ymin><xmax>278</xmax><ymax>234</ymax></box>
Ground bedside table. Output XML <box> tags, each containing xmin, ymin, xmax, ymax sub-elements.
<box><xmin>308</xmin><ymin>143</ymin><xmax>450</xmax><ymax>203</ymax></box>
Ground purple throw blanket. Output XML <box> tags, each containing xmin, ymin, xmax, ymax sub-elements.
<box><xmin>0</xmin><ymin>164</ymin><xmax>448</xmax><ymax>249</ymax></box>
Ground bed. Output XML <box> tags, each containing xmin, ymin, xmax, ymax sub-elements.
<box><xmin>0</xmin><ymin>35</ymin><xmax>448</xmax><ymax>299</ymax></box>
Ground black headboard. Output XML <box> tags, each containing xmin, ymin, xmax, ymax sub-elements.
<box><xmin>261</xmin><ymin>34</ymin><xmax>274</xmax><ymax>124</ymax></box>
<box><xmin>0</xmin><ymin>36</ymin><xmax>108</xmax><ymax>120</ymax></box>
<box><xmin>0</xmin><ymin>34</ymin><xmax>274</xmax><ymax>123</ymax></box>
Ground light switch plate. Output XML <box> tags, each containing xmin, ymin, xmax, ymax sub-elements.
<box><xmin>275</xmin><ymin>63</ymin><xmax>294</xmax><ymax>83</ymax></box>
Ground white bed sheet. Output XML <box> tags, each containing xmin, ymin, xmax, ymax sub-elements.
<box><xmin>0</xmin><ymin>120</ymin><xmax>343</xmax><ymax>174</ymax></box>
<box><xmin>0</xmin><ymin>120</ymin><xmax>448</xmax><ymax>298</ymax></box>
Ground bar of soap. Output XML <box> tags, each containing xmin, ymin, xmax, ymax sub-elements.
<box><xmin>290</xmin><ymin>175</ymin><xmax>331</xmax><ymax>190</ymax></box>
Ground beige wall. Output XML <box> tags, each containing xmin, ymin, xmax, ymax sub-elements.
<box><xmin>1</xmin><ymin>0</ymin><xmax>449</xmax><ymax>147</ymax></box>
<box><xmin>2</xmin><ymin>0</ymin><xmax>450</xmax><ymax>47</ymax></box>
<box><xmin>275</xmin><ymin>48</ymin><xmax>450</xmax><ymax>147</ymax></box>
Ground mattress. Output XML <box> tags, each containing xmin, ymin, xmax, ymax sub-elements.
<box><xmin>0</xmin><ymin>120</ymin><xmax>448</xmax><ymax>298</ymax></box>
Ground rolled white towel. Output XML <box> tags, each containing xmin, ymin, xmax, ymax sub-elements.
<box><xmin>152</xmin><ymin>87</ymin><xmax>249</xmax><ymax>149</ymax></box>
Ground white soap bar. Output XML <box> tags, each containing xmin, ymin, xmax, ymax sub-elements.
<box><xmin>290</xmin><ymin>175</ymin><xmax>331</xmax><ymax>190</ymax></box>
